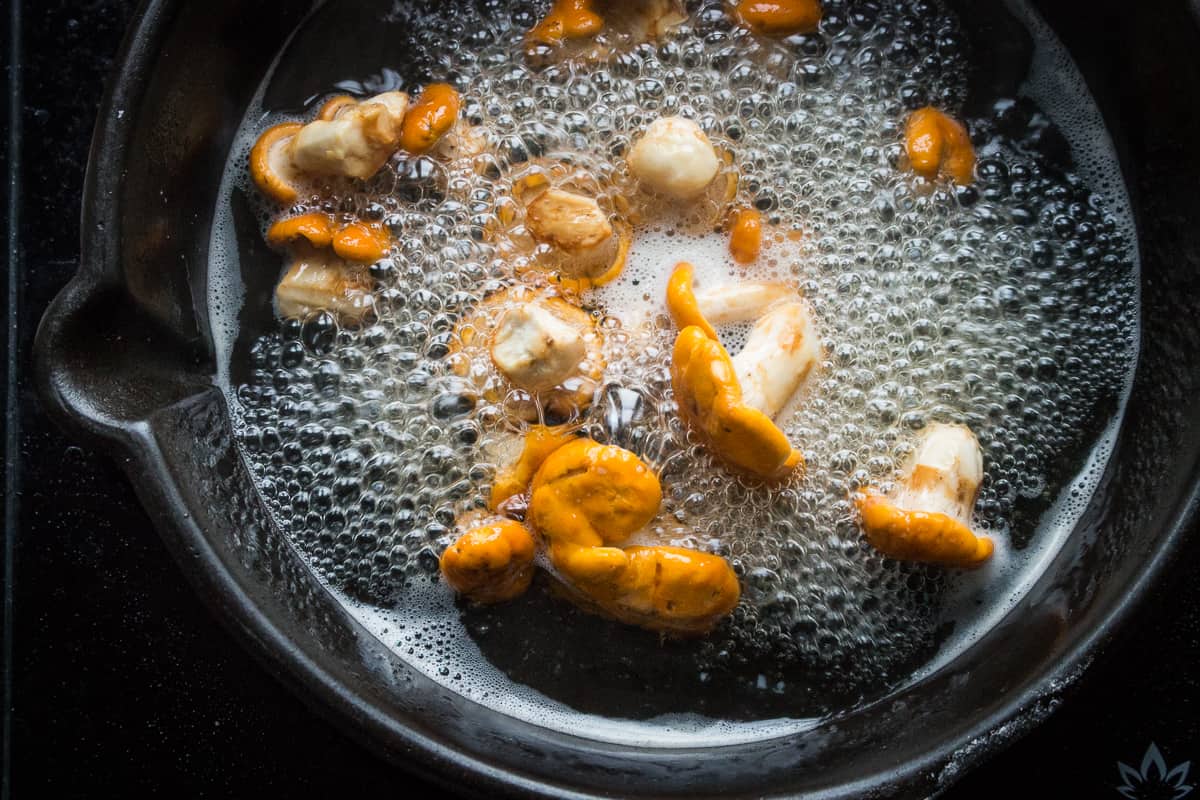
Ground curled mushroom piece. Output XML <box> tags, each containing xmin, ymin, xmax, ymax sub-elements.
<box><xmin>440</xmin><ymin>519</ymin><xmax>538</xmax><ymax>603</ymax></box>
<box><xmin>452</xmin><ymin>286</ymin><xmax>605</xmax><ymax>421</ymax></box>
<box><xmin>629</xmin><ymin>116</ymin><xmax>722</xmax><ymax>201</ymax></box>
<box><xmin>856</xmin><ymin>424</ymin><xmax>994</xmax><ymax>568</ymax></box>
<box><xmin>904</xmin><ymin>106</ymin><xmax>976</xmax><ymax>185</ymax></box>
<box><xmin>667</xmin><ymin>262</ymin><xmax>819</xmax><ymax>480</ymax></box>
<box><xmin>732</xmin><ymin>0</ymin><xmax>823</xmax><ymax>37</ymax></box>
<box><xmin>267</xmin><ymin>213</ymin><xmax>389</xmax><ymax>322</ymax></box>
<box><xmin>249</xmin><ymin>92</ymin><xmax>410</xmax><ymax>203</ymax></box>
<box><xmin>400</xmin><ymin>83</ymin><xmax>462</xmax><ymax>155</ymax></box>
<box><xmin>528</xmin><ymin>439</ymin><xmax>740</xmax><ymax>634</ymax></box>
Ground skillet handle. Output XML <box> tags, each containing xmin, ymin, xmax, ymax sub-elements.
<box><xmin>34</xmin><ymin>271</ymin><xmax>214</xmax><ymax>447</ymax></box>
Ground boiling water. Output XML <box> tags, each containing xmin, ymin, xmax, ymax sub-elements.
<box><xmin>209</xmin><ymin>0</ymin><xmax>1138</xmax><ymax>742</ymax></box>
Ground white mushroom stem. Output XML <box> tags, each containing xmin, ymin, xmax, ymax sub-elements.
<box><xmin>290</xmin><ymin>91</ymin><xmax>410</xmax><ymax>180</ymax></box>
<box><xmin>275</xmin><ymin>252</ymin><xmax>373</xmax><ymax>321</ymax></box>
<box><xmin>693</xmin><ymin>282</ymin><xmax>793</xmax><ymax>325</ymax></box>
<box><xmin>491</xmin><ymin>302</ymin><xmax>588</xmax><ymax>391</ymax></box>
<box><xmin>628</xmin><ymin>116</ymin><xmax>720</xmax><ymax>200</ymax></box>
<box><xmin>890</xmin><ymin>424</ymin><xmax>983</xmax><ymax>522</ymax></box>
<box><xmin>732</xmin><ymin>301</ymin><xmax>820</xmax><ymax>419</ymax></box>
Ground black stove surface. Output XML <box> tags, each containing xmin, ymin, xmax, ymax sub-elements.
<box><xmin>3</xmin><ymin>2</ymin><xmax>1197</xmax><ymax>798</ymax></box>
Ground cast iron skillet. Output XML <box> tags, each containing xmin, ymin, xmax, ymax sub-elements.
<box><xmin>32</xmin><ymin>0</ymin><xmax>1200</xmax><ymax>796</ymax></box>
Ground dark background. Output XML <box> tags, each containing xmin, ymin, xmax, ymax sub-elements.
<box><xmin>3</xmin><ymin>2</ymin><xmax>1196</xmax><ymax>798</ymax></box>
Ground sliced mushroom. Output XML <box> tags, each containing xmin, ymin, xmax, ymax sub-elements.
<box><xmin>275</xmin><ymin>254</ymin><xmax>374</xmax><ymax>322</ymax></box>
<box><xmin>856</xmin><ymin>424</ymin><xmax>994</xmax><ymax>568</ymax></box>
<box><xmin>290</xmin><ymin>91</ymin><xmax>410</xmax><ymax>179</ymax></box>
<box><xmin>400</xmin><ymin>83</ymin><xmax>462</xmax><ymax>155</ymax></box>
<box><xmin>667</xmin><ymin>262</ymin><xmax>819</xmax><ymax>480</ymax></box>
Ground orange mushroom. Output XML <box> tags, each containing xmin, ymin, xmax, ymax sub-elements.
<box><xmin>266</xmin><ymin>214</ymin><xmax>381</xmax><ymax>322</ymax></box>
<box><xmin>855</xmin><ymin>423</ymin><xmax>994</xmax><ymax>568</ymax></box>
<box><xmin>265</xmin><ymin>212</ymin><xmax>334</xmax><ymax>250</ymax></box>
<box><xmin>331</xmin><ymin>221</ymin><xmax>392</xmax><ymax>263</ymax></box>
<box><xmin>732</xmin><ymin>0</ymin><xmax>823</xmax><ymax>36</ymax></box>
<box><xmin>904</xmin><ymin>106</ymin><xmax>976</xmax><ymax>185</ymax></box>
<box><xmin>527</xmin><ymin>0</ymin><xmax>605</xmax><ymax>49</ymax></box>
<box><xmin>667</xmin><ymin>262</ymin><xmax>819</xmax><ymax>480</ymax></box>
<box><xmin>250</xmin><ymin>123</ymin><xmax>306</xmax><ymax>204</ymax></box>
<box><xmin>527</xmin><ymin>438</ymin><xmax>740</xmax><ymax>634</ymax></box>
<box><xmin>248</xmin><ymin>91</ymin><xmax>410</xmax><ymax>204</ymax></box>
<box><xmin>489</xmin><ymin>425</ymin><xmax>577</xmax><ymax>510</ymax></box>
<box><xmin>440</xmin><ymin>519</ymin><xmax>538</xmax><ymax>603</ymax></box>
<box><xmin>400</xmin><ymin>83</ymin><xmax>462</xmax><ymax>155</ymax></box>
<box><xmin>728</xmin><ymin>207</ymin><xmax>763</xmax><ymax>264</ymax></box>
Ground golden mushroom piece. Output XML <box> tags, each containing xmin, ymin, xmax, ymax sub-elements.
<box><xmin>266</xmin><ymin>213</ymin><xmax>391</xmax><ymax>322</ymax></box>
<box><xmin>249</xmin><ymin>91</ymin><xmax>410</xmax><ymax>203</ymax></box>
<box><xmin>856</xmin><ymin>423</ymin><xmax>994</xmax><ymax>568</ymax></box>
<box><xmin>526</xmin><ymin>0</ymin><xmax>686</xmax><ymax>58</ymax></box>
<box><xmin>399</xmin><ymin>83</ymin><xmax>462</xmax><ymax>155</ymax></box>
<box><xmin>440</xmin><ymin>519</ymin><xmax>538</xmax><ymax>604</ymax></box>
<box><xmin>527</xmin><ymin>438</ymin><xmax>741</xmax><ymax>634</ymax></box>
<box><xmin>732</xmin><ymin>0</ymin><xmax>823</xmax><ymax>36</ymax></box>
<box><xmin>452</xmin><ymin>286</ymin><xmax>605</xmax><ymax>421</ymax></box>
<box><xmin>667</xmin><ymin>262</ymin><xmax>820</xmax><ymax>480</ymax></box>
<box><xmin>524</xmin><ymin>187</ymin><xmax>630</xmax><ymax>284</ymax></box>
<box><xmin>904</xmin><ymin>106</ymin><xmax>976</xmax><ymax>185</ymax></box>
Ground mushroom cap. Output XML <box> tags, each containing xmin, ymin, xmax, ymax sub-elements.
<box><xmin>856</xmin><ymin>491</ymin><xmax>994</xmax><ymax>569</ymax></box>
<box><xmin>527</xmin><ymin>0</ymin><xmax>605</xmax><ymax>48</ymax></box>
<box><xmin>439</xmin><ymin>519</ymin><xmax>537</xmax><ymax>603</ymax></box>
<box><xmin>250</xmin><ymin>122</ymin><xmax>306</xmax><ymax>204</ymax></box>
<box><xmin>400</xmin><ymin>83</ymin><xmax>463</xmax><ymax>155</ymax></box>
<box><xmin>905</xmin><ymin>106</ymin><xmax>976</xmax><ymax>185</ymax></box>
<box><xmin>728</xmin><ymin>206</ymin><xmax>764</xmax><ymax>264</ymax></box>
<box><xmin>671</xmin><ymin>325</ymin><xmax>803</xmax><ymax>480</ymax></box>
<box><xmin>265</xmin><ymin>213</ymin><xmax>334</xmax><ymax>250</ymax></box>
<box><xmin>733</xmin><ymin>0</ymin><xmax>823</xmax><ymax>36</ymax></box>
<box><xmin>527</xmin><ymin>437</ymin><xmax>739</xmax><ymax>634</ymax></box>
<box><xmin>331</xmin><ymin>221</ymin><xmax>392</xmax><ymax>263</ymax></box>
<box><xmin>528</xmin><ymin>438</ymin><xmax>662</xmax><ymax>546</ymax></box>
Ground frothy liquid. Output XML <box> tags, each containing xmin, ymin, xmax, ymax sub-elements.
<box><xmin>210</xmin><ymin>0</ymin><xmax>1138</xmax><ymax>742</ymax></box>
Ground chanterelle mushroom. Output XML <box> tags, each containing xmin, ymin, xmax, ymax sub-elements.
<box><xmin>267</xmin><ymin>213</ymin><xmax>389</xmax><ymax>322</ymax></box>
<box><xmin>856</xmin><ymin>424</ymin><xmax>994</xmax><ymax>568</ymax></box>
<box><xmin>440</xmin><ymin>519</ymin><xmax>537</xmax><ymax>604</ymax></box>
<box><xmin>526</xmin><ymin>0</ymin><xmax>685</xmax><ymax>59</ymax></box>
<box><xmin>527</xmin><ymin>438</ymin><xmax>740</xmax><ymax>634</ymax></box>
<box><xmin>732</xmin><ymin>0</ymin><xmax>823</xmax><ymax>37</ymax></box>
<box><xmin>904</xmin><ymin>106</ymin><xmax>976</xmax><ymax>185</ymax></box>
<box><xmin>249</xmin><ymin>92</ymin><xmax>410</xmax><ymax>203</ymax></box>
<box><xmin>667</xmin><ymin>262</ymin><xmax>820</xmax><ymax>480</ymax></box>
<box><xmin>524</xmin><ymin>187</ymin><xmax>628</xmax><ymax>282</ymax></box>
<box><xmin>628</xmin><ymin>116</ymin><xmax>721</xmax><ymax>201</ymax></box>
<box><xmin>452</xmin><ymin>286</ymin><xmax>604</xmax><ymax>421</ymax></box>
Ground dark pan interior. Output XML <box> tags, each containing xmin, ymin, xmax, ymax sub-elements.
<box><xmin>34</xmin><ymin>1</ymin><xmax>1200</xmax><ymax>797</ymax></box>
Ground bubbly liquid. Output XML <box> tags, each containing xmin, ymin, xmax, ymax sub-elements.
<box><xmin>211</xmin><ymin>0</ymin><xmax>1138</xmax><ymax>742</ymax></box>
